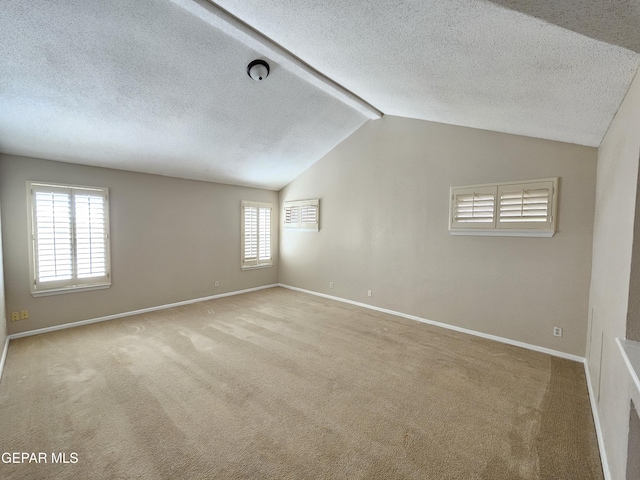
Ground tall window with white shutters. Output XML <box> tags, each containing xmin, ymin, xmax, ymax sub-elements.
<box><xmin>28</xmin><ymin>182</ymin><xmax>111</xmax><ymax>296</ymax></box>
<box><xmin>241</xmin><ymin>201</ymin><xmax>272</xmax><ymax>269</ymax></box>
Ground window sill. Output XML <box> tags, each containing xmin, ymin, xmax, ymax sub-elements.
<box><xmin>449</xmin><ymin>229</ymin><xmax>555</xmax><ymax>237</ymax></box>
<box><xmin>617</xmin><ymin>338</ymin><xmax>640</xmax><ymax>397</ymax></box>
<box><xmin>31</xmin><ymin>283</ymin><xmax>111</xmax><ymax>297</ymax></box>
<box><xmin>241</xmin><ymin>264</ymin><xmax>273</xmax><ymax>271</ymax></box>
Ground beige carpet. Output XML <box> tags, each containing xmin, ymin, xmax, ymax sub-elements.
<box><xmin>0</xmin><ymin>287</ymin><xmax>602</xmax><ymax>479</ymax></box>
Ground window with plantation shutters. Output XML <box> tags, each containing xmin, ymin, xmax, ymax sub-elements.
<box><xmin>28</xmin><ymin>182</ymin><xmax>111</xmax><ymax>296</ymax></box>
<box><xmin>283</xmin><ymin>199</ymin><xmax>319</xmax><ymax>232</ymax></box>
<box><xmin>241</xmin><ymin>201</ymin><xmax>272</xmax><ymax>269</ymax></box>
<box><xmin>449</xmin><ymin>178</ymin><xmax>557</xmax><ymax>237</ymax></box>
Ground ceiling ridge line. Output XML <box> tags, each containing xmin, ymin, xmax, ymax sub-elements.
<box><xmin>168</xmin><ymin>0</ymin><xmax>383</xmax><ymax>120</ymax></box>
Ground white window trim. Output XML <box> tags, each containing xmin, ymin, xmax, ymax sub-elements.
<box><xmin>283</xmin><ymin>199</ymin><xmax>320</xmax><ymax>232</ymax></box>
<box><xmin>27</xmin><ymin>181</ymin><xmax>111</xmax><ymax>296</ymax></box>
<box><xmin>241</xmin><ymin>200</ymin><xmax>273</xmax><ymax>270</ymax></box>
<box><xmin>449</xmin><ymin>177</ymin><xmax>558</xmax><ymax>237</ymax></box>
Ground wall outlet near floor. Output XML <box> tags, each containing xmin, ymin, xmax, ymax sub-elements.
<box><xmin>329</xmin><ymin>282</ymin><xmax>334</xmax><ymax>289</ymax></box>
<box><xmin>553</xmin><ymin>326</ymin><xmax>563</xmax><ymax>337</ymax></box>
<box><xmin>21</xmin><ymin>310</ymin><xmax>29</xmax><ymax>320</ymax></box>
<box><xmin>367</xmin><ymin>289</ymin><xmax>372</xmax><ymax>297</ymax></box>
<box><xmin>11</xmin><ymin>312</ymin><xmax>19</xmax><ymax>322</ymax></box>
<box><xmin>214</xmin><ymin>281</ymin><xmax>220</xmax><ymax>288</ymax></box>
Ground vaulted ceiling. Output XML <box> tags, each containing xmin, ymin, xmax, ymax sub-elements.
<box><xmin>1</xmin><ymin>0</ymin><xmax>638</xmax><ymax>190</ymax></box>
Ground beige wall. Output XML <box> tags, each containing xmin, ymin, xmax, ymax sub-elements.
<box><xmin>587</xmin><ymin>71</ymin><xmax>640</xmax><ymax>479</ymax></box>
<box><xmin>280</xmin><ymin>115</ymin><xmax>597</xmax><ymax>357</ymax></box>
<box><xmin>0</xmin><ymin>154</ymin><xmax>278</xmax><ymax>335</ymax></box>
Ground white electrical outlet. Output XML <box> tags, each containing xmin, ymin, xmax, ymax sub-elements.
<box><xmin>214</xmin><ymin>281</ymin><xmax>220</xmax><ymax>288</ymax></box>
<box><xmin>553</xmin><ymin>326</ymin><xmax>563</xmax><ymax>337</ymax></box>
<box><xmin>367</xmin><ymin>290</ymin><xmax>372</xmax><ymax>297</ymax></box>
<box><xmin>329</xmin><ymin>282</ymin><xmax>334</xmax><ymax>289</ymax></box>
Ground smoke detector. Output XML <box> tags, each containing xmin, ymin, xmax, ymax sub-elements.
<box><xmin>247</xmin><ymin>59</ymin><xmax>270</xmax><ymax>81</ymax></box>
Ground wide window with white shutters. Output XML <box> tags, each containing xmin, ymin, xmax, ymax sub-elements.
<box><xmin>449</xmin><ymin>178</ymin><xmax>558</xmax><ymax>237</ymax></box>
<box><xmin>283</xmin><ymin>199</ymin><xmax>319</xmax><ymax>232</ymax></box>
<box><xmin>241</xmin><ymin>201</ymin><xmax>272</xmax><ymax>269</ymax></box>
<box><xmin>28</xmin><ymin>181</ymin><xmax>111</xmax><ymax>296</ymax></box>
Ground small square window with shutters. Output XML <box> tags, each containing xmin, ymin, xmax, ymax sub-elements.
<box><xmin>283</xmin><ymin>199</ymin><xmax>319</xmax><ymax>232</ymax></box>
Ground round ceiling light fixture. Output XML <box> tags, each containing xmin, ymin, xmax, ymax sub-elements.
<box><xmin>247</xmin><ymin>59</ymin><xmax>270</xmax><ymax>81</ymax></box>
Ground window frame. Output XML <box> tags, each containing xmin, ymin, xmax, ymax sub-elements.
<box><xmin>449</xmin><ymin>177</ymin><xmax>558</xmax><ymax>237</ymax></box>
<box><xmin>27</xmin><ymin>181</ymin><xmax>111</xmax><ymax>297</ymax></box>
<box><xmin>241</xmin><ymin>200</ymin><xmax>273</xmax><ymax>270</ymax></box>
<box><xmin>283</xmin><ymin>199</ymin><xmax>320</xmax><ymax>232</ymax></box>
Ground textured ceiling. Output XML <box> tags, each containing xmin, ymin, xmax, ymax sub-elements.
<box><xmin>0</xmin><ymin>0</ymin><xmax>372</xmax><ymax>190</ymax></box>
<box><xmin>1</xmin><ymin>0</ymin><xmax>639</xmax><ymax>190</ymax></box>
<box><xmin>213</xmin><ymin>0</ymin><xmax>640</xmax><ymax>147</ymax></box>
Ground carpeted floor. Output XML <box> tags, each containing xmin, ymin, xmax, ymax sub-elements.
<box><xmin>0</xmin><ymin>287</ymin><xmax>602</xmax><ymax>479</ymax></box>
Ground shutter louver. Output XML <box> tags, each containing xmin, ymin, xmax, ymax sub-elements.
<box><xmin>450</xmin><ymin>186</ymin><xmax>496</xmax><ymax>230</ymax></box>
<box><xmin>75</xmin><ymin>193</ymin><xmax>107</xmax><ymax>278</ymax></box>
<box><xmin>244</xmin><ymin>205</ymin><xmax>258</xmax><ymax>261</ymax></box>
<box><xmin>300</xmin><ymin>204</ymin><xmax>317</xmax><ymax>224</ymax></box>
<box><xmin>284</xmin><ymin>205</ymin><xmax>300</xmax><ymax>226</ymax></box>
<box><xmin>497</xmin><ymin>180</ymin><xmax>554</xmax><ymax>230</ymax></box>
<box><xmin>283</xmin><ymin>199</ymin><xmax>319</xmax><ymax>231</ymax></box>
<box><xmin>258</xmin><ymin>207</ymin><xmax>271</xmax><ymax>261</ymax></box>
<box><xmin>34</xmin><ymin>190</ymin><xmax>73</xmax><ymax>282</ymax></box>
<box><xmin>454</xmin><ymin>192</ymin><xmax>495</xmax><ymax>223</ymax></box>
<box><xmin>499</xmin><ymin>187</ymin><xmax>550</xmax><ymax>224</ymax></box>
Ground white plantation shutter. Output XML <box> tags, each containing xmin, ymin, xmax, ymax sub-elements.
<box><xmin>259</xmin><ymin>207</ymin><xmax>271</xmax><ymax>261</ymax></box>
<box><xmin>75</xmin><ymin>193</ymin><xmax>107</xmax><ymax>278</ymax></box>
<box><xmin>283</xmin><ymin>199</ymin><xmax>319</xmax><ymax>231</ymax></box>
<box><xmin>29</xmin><ymin>182</ymin><xmax>111</xmax><ymax>295</ymax></box>
<box><xmin>284</xmin><ymin>204</ymin><xmax>300</xmax><ymax>225</ymax></box>
<box><xmin>450</xmin><ymin>187</ymin><xmax>496</xmax><ymax>229</ymax></box>
<box><xmin>449</xmin><ymin>178</ymin><xmax>558</xmax><ymax>237</ymax></box>
<box><xmin>242</xmin><ymin>201</ymin><xmax>272</xmax><ymax>268</ymax></box>
<box><xmin>244</xmin><ymin>205</ymin><xmax>258</xmax><ymax>261</ymax></box>
<box><xmin>498</xmin><ymin>181</ymin><xmax>554</xmax><ymax>228</ymax></box>
<box><xmin>300</xmin><ymin>204</ymin><xmax>317</xmax><ymax>225</ymax></box>
<box><xmin>33</xmin><ymin>188</ymin><xmax>73</xmax><ymax>283</ymax></box>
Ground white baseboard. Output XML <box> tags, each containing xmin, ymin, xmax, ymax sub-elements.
<box><xmin>584</xmin><ymin>360</ymin><xmax>611</xmax><ymax>480</ymax></box>
<box><xmin>8</xmin><ymin>284</ymin><xmax>279</xmax><ymax>341</ymax></box>
<box><xmin>0</xmin><ymin>336</ymin><xmax>9</xmax><ymax>382</ymax></box>
<box><xmin>278</xmin><ymin>284</ymin><xmax>584</xmax><ymax>362</ymax></box>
